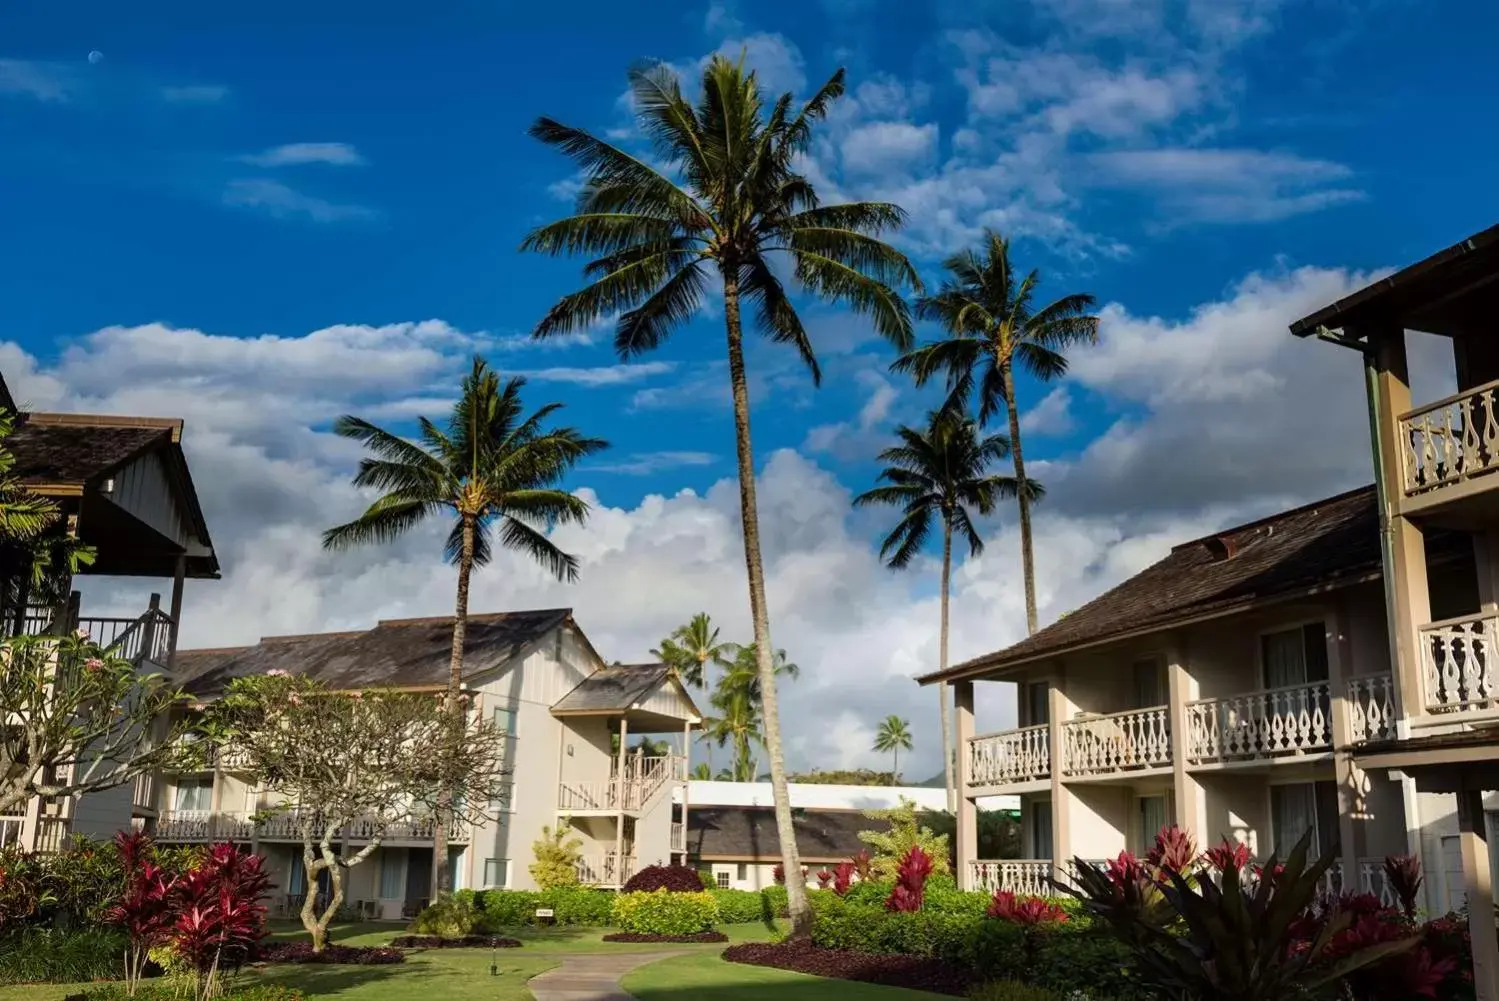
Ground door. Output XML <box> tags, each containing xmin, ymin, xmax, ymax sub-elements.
<box><xmin>1137</xmin><ymin>795</ymin><xmax>1168</xmax><ymax>852</ymax></box>
<box><xmin>1261</xmin><ymin>623</ymin><xmax>1329</xmax><ymax>689</ymax></box>
<box><xmin>1270</xmin><ymin>781</ymin><xmax>1339</xmax><ymax>857</ymax></box>
<box><xmin>404</xmin><ymin>851</ymin><xmax>432</xmax><ymax>916</ymax></box>
<box><xmin>1025</xmin><ymin>683</ymin><xmax>1050</xmax><ymax>727</ymax></box>
<box><xmin>1133</xmin><ymin>659</ymin><xmax>1168</xmax><ymax>708</ymax></box>
<box><xmin>1029</xmin><ymin>800</ymin><xmax>1053</xmax><ymax>859</ymax></box>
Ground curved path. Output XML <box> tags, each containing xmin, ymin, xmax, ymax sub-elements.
<box><xmin>527</xmin><ymin>950</ymin><xmax>686</xmax><ymax>1001</ymax></box>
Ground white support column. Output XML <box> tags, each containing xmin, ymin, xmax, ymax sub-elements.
<box><xmin>1165</xmin><ymin>637</ymin><xmax>1204</xmax><ymax>843</ymax></box>
<box><xmin>614</xmin><ymin>717</ymin><xmax>628</xmax><ymax>886</ymax></box>
<box><xmin>1327</xmin><ymin>600</ymin><xmax>1361</xmax><ymax>887</ymax></box>
<box><xmin>167</xmin><ymin>555</ymin><xmax>186</xmax><ymax>672</ymax></box>
<box><xmin>953</xmin><ymin>680</ymin><xmax>976</xmax><ymax>890</ymax></box>
<box><xmin>1458</xmin><ymin>786</ymin><xmax>1499</xmax><ymax>1001</ymax></box>
<box><xmin>1047</xmin><ymin>674</ymin><xmax>1071</xmax><ymax>883</ymax></box>
<box><xmin>680</xmin><ymin>718</ymin><xmax>692</xmax><ymax>860</ymax></box>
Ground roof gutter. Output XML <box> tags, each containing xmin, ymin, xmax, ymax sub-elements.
<box><xmin>1314</xmin><ymin>324</ymin><xmax>1406</xmax><ymax>738</ymax></box>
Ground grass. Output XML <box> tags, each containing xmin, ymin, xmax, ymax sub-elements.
<box><xmin>622</xmin><ymin>950</ymin><xmax>951</xmax><ymax>999</ymax></box>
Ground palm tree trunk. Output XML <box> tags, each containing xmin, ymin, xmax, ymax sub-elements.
<box><xmin>893</xmin><ymin>747</ymin><xmax>899</xmax><ymax>778</ymax></box>
<box><xmin>1002</xmin><ymin>362</ymin><xmax>1039</xmax><ymax>635</ymax></box>
<box><xmin>721</xmin><ymin>264</ymin><xmax>811</xmax><ymax>937</ymax></box>
<box><xmin>940</xmin><ymin>517</ymin><xmax>955</xmax><ymax>813</ymax></box>
<box><xmin>432</xmin><ymin>513</ymin><xmax>475</xmax><ymax>900</ymax></box>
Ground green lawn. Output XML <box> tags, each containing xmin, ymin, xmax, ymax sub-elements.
<box><xmin>622</xmin><ymin>951</ymin><xmax>948</xmax><ymax>1000</ymax></box>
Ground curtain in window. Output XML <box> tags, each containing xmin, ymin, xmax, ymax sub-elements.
<box><xmin>174</xmin><ymin>780</ymin><xmax>210</xmax><ymax>812</ymax></box>
<box><xmin>379</xmin><ymin>850</ymin><xmax>405</xmax><ymax>899</ymax></box>
<box><xmin>1262</xmin><ymin>629</ymin><xmax>1308</xmax><ymax>689</ymax></box>
<box><xmin>1026</xmin><ymin>684</ymin><xmax>1050</xmax><ymax>726</ymax></box>
<box><xmin>1133</xmin><ymin>660</ymin><xmax>1167</xmax><ymax>708</ymax></box>
<box><xmin>1031</xmin><ymin>801</ymin><xmax>1053</xmax><ymax>859</ymax></box>
<box><xmin>1272</xmin><ymin>783</ymin><xmax>1319</xmax><ymax>855</ymax></box>
<box><xmin>1139</xmin><ymin>796</ymin><xmax>1168</xmax><ymax>850</ymax></box>
<box><xmin>288</xmin><ymin>854</ymin><xmax>305</xmax><ymax>895</ymax></box>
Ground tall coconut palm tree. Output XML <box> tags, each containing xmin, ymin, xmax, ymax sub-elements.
<box><xmin>892</xmin><ymin>232</ymin><xmax>1097</xmax><ymax>635</ymax></box>
<box><xmin>522</xmin><ymin>56</ymin><xmax>920</xmax><ymax>934</ymax></box>
<box><xmin>854</xmin><ymin>409</ymin><xmax>1025</xmax><ymax>812</ymax></box>
<box><xmin>322</xmin><ymin>357</ymin><xmax>608</xmax><ymax>897</ymax></box>
<box><xmin>873</xmin><ymin>716</ymin><xmax>913</xmax><ymax>779</ymax></box>
<box><xmin>652</xmin><ymin>613</ymin><xmax>732</xmax><ymax>689</ymax></box>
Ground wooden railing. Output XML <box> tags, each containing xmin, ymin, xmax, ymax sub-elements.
<box><xmin>1347</xmin><ymin>675</ymin><xmax>1398</xmax><ymax>743</ymax></box>
<box><xmin>671</xmin><ymin>821</ymin><xmax>685</xmax><ymax>852</ymax></box>
<box><xmin>155</xmin><ymin>809</ymin><xmax>467</xmax><ymax>844</ymax></box>
<box><xmin>576</xmin><ymin>853</ymin><xmax>635</xmax><ymax>886</ymax></box>
<box><xmin>1398</xmin><ymin>379</ymin><xmax>1499</xmax><ymax>499</ymax></box>
<box><xmin>1186</xmin><ymin>681</ymin><xmax>1332</xmax><ymax>762</ymax></box>
<box><xmin>968</xmin><ymin>725</ymin><xmax>1050</xmax><ymax>787</ymax></box>
<box><xmin>969</xmin><ymin>859</ymin><xmax>1053</xmax><ymax>896</ymax></box>
<box><xmin>1421</xmin><ymin>611</ymin><xmax>1499</xmax><ymax>712</ymax></box>
<box><xmin>1061</xmin><ymin>706</ymin><xmax>1170</xmax><ymax>775</ymax></box>
<box><xmin>35</xmin><ymin>818</ymin><xmax>68</xmax><ymax>853</ymax></box>
<box><xmin>81</xmin><ymin>609</ymin><xmax>174</xmax><ymax>665</ymax></box>
<box><xmin>132</xmin><ymin>772</ymin><xmax>156</xmax><ymax>812</ymax></box>
<box><xmin>558</xmin><ymin>756</ymin><xmax>685</xmax><ymax>813</ymax></box>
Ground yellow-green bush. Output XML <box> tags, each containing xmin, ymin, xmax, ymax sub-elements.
<box><xmin>610</xmin><ymin>890</ymin><xmax>718</xmax><ymax>936</ymax></box>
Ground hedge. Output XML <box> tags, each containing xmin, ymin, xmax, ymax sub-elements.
<box><xmin>710</xmin><ymin>888</ymin><xmax>776</xmax><ymax>924</ymax></box>
<box><xmin>611</xmin><ymin>890</ymin><xmax>719</xmax><ymax>936</ymax></box>
<box><xmin>455</xmin><ymin>887</ymin><xmax>615</xmax><ymax>928</ymax></box>
<box><xmin>0</xmin><ymin>927</ymin><xmax>128</xmax><ymax>985</ymax></box>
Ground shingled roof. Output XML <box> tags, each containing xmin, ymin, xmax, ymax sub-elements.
<box><xmin>923</xmin><ymin>485</ymin><xmax>1462</xmax><ymax>684</ymax></box>
<box><xmin>180</xmin><ymin>608</ymin><xmax>573</xmax><ymax>695</ymax></box>
<box><xmin>687</xmin><ymin>807</ymin><xmax>887</xmax><ymax>862</ymax></box>
<box><xmin>7</xmin><ymin>418</ymin><xmax>173</xmax><ymax>485</ymax></box>
<box><xmin>552</xmin><ymin>663</ymin><xmax>671</xmax><ymax>713</ymax></box>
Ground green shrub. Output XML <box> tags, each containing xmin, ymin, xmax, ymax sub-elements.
<box><xmin>529</xmin><ymin>825</ymin><xmax>583</xmax><ymax>890</ymax></box>
<box><xmin>611</xmin><ymin>890</ymin><xmax>718</xmax><ymax>936</ymax></box>
<box><xmin>710</xmin><ymin>888</ymin><xmax>773</xmax><ymax>925</ymax></box>
<box><xmin>858</xmin><ymin>800</ymin><xmax>952</xmax><ymax>879</ymax></box>
<box><xmin>810</xmin><ymin>896</ymin><xmax>975</xmax><ymax>960</ymax></box>
<box><xmin>470</xmin><ymin>887</ymin><xmax>615</xmax><ymax>929</ymax></box>
<box><xmin>410</xmin><ymin>894</ymin><xmax>482</xmax><ymax>937</ymax></box>
<box><xmin>0</xmin><ymin>926</ymin><xmax>128</xmax><ymax>984</ymax></box>
<box><xmin>1026</xmin><ymin>926</ymin><xmax>1141</xmax><ymax>1000</ymax></box>
<box><xmin>841</xmin><ymin>878</ymin><xmax>892</xmax><ymax>908</ymax></box>
<box><xmin>968</xmin><ymin>982</ymin><xmax>1063</xmax><ymax>1001</ymax></box>
<box><xmin>81</xmin><ymin>984</ymin><xmax>305</xmax><ymax>1001</ymax></box>
<box><xmin>760</xmin><ymin>884</ymin><xmax>788</xmax><ymax>918</ymax></box>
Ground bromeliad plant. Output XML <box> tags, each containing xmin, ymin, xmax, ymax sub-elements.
<box><xmin>1061</xmin><ymin>831</ymin><xmax>1418</xmax><ymax>1001</ymax></box>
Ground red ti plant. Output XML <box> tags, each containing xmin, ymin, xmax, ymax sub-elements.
<box><xmin>169</xmin><ymin>843</ymin><xmax>271</xmax><ymax>1001</ymax></box>
<box><xmin>1105</xmin><ymin>851</ymin><xmax>1150</xmax><ymax>894</ymax></box>
<box><xmin>1201</xmin><ymin>838</ymin><xmax>1252</xmax><ymax>873</ymax></box>
<box><xmin>815</xmin><ymin>869</ymin><xmax>833</xmax><ymax>889</ymax></box>
<box><xmin>884</xmin><ymin>846</ymin><xmax>933</xmax><ymax>913</ymax></box>
<box><xmin>1146</xmin><ymin>825</ymin><xmax>1197</xmax><ymax>874</ymax></box>
<box><xmin>1384</xmin><ymin>854</ymin><xmax>1423</xmax><ymax>919</ymax></box>
<box><xmin>987</xmin><ymin>890</ymin><xmax>1068</xmax><ymax>925</ymax></box>
<box><xmin>832</xmin><ymin>861</ymin><xmax>854</xmax><ymax>896</ymax></box>
<box><xmin>773</xmin><ymin>863</ymin><xmax>785</xmax><ymax>886</ymax></box>
<box><xmin>850</xmin><ymin>849</ymin><xmax>874</xmax><ymax>881</ymax></box>
<box><xmin>103</xmin><ymin>832</ymin><xmax>178</xmax><ymax>998</ymax></box>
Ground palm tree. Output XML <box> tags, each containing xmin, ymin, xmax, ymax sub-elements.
<box><xmin>522</xmin><ymin>55</ymin><xmax>920</xmax><ymax>935</ymax></box>
<box><xmin>322</xmin><ymin>357</ymin><xmax>608</xmax><ymax>897</ymax></box>
<box><xmin>892</xmin><ymin>231</ymin><xmax>1097</xmax><ymax>635</ymax></box>
<box><xmin>691</xmin><ymin>761</ymin><xmax>734</xmax><ymax>781</ymax></box>
<box><xmin>854</xmin><ymin>409</ymin><xmax>1021</xmax><ymax>812</ymax></box>
<box><xmin>719</xmin><ymin>643</ymin><xmax>799</xmax><ymax>705</ymax></box>
<box><xmin>652</xmin><ymin>613</ymin><xmax>733</xmax><ymax>689</ymax></box>
<box><xmin>873</xmin><ymin>716</ymin><xmax>913</xmax><ymax>779</ymax></box>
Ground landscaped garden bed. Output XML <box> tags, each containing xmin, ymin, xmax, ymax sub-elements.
<box><xmin>254</xmin><ymin>942</ymin><xmax>405</xmax><ymax>965</ymax></box>
<box><xmin>388</xmin><ymin>934</ymin><xmax>523</xmax><ymax>949</ymax></box>
<box><xmin>722</xmin><ymin>940</ymin><xmax>974</xmax><ymax>996</ymax></box>
<box><xmin>602</xmin><ymin>931</ymin><xmax>729</xmax><ymax>943</ymax></box>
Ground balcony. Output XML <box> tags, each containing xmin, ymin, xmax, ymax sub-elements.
<box><xmin>132</xmin><ymin>772</ymin><xmax>157</xmax><ymax>813</ymax></box>
<box><xmin>1061</xmin><ymin>706</ymin><xmax>1171</xmax><ymax>777</ymax></box>
<box><xmin>967</xmin><ymin>725</ymin><xmax>1050</xmax><ymax>789</ymax></box>
<box><xmin>1397</xmin><ymin>379</ymin><xmax>1499</xmax><ymax>511</ymax></box>
<box><xmin>1346</xmin><ymin>675</ymin><xmax>1398</xmax><ymax>743</ymax></box>
<box><xmin>969</xmin><ymin>859</ymin><xmax>1053</xmax><ymax>895</ymax></box>
<box><xmin>1185</xmin><ymin>681</ymin><xmax>1333</xmax><ymax>764</ymax></box>
<box><xmin>155</xmin><ymin>810</ymin><xmax>469</xmax><ymax>844</ymax></box>
<box><xmin>576</xmin><ymin>853</ymin><xmax>635</xmax><ymax>887</ymax></box>
<box><xmin>1421</xmin><ymin>611</ymin><xmax>1499</xmax><ymax>714</ymax></box>
<box><xmin>557</xmin><ymin>755</ymin><xmax>684</xmax><ymax>813</ymax></box>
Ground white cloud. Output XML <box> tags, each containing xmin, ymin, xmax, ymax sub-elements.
<box><xmin>840</xmin><ymin>122</ymin><xmax>938</xmax><ymax>178</ymax></box>
<box><xmin>222</xmin><ymin>179</ymin><xmax>379</xmax><ymax>224</ymax></box>
<box><xmin>1090</xmin><ymin>148</ymin><xmax>1364</xmax><ymax>223</ymax></box>
<box><xmin>0</xmin><ymin>59</ymin><xmax>73</xmax><ymax>102</ymax></box>
<box><xmin>518</xmin><ymin>361</ymin><xmax>674</xmax><ymax>386</ymax></box>
<box><xmin>161</xmin><ymin>84</ymin><xmax>229</xmax><ymax>104</ymax></box>
<box><xmin>1019</xmin><ymin>387</ymin><xmax>1075</xmax><ymax>437</ymax></box>
<box><xmin>239</xmin><ymin>143</ymin><xmax>365</xmax><ymax>167</ymax></box>
<box><xmin>589</xmin><ymin>451</ymin><xmax>718</xmax><ymax>475</ymax></box>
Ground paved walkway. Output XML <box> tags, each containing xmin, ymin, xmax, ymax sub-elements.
<box><xmin>527</xmin><ymin>950</ymin><xmax>685</xmax><ymax>1001</ymax></box>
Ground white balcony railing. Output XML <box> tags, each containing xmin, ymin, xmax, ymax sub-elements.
<box><xmin>969</xmin><ymin>859</ymin><xmax>1053</xmax><ymax>896</ymax></box>
<box><xmin>155</xmin><ymin>809</ymin><xmax>467</xmax><ymax>844</ymax></box>
<box><xmin>1061</xmin><ymin>706</ymin><xmax>1170</xmax><ymax>776</ymax></box>
<box><xmin>1321</xmin><ymin>859</ymin><xmax>1401</xmax><ymax>908</ymax></box>
<box><xmin>1186</xmin><ymin>682</ymin><xmax>1331</xmax><ymax>763</ymax></box>
<box><xmin>576</xmin><ymin>853</ymin><xmax>635</xmax><ymax>886</ymax></box>
<box><xmin>35</xmin><ymin>818</ymin><xmax>68</xmax><ymax>853</ymax></box>
<box><xmin>1421</xmin><ymin>612</ymin><xmax>1499</xmax><ymax>713</ymax></box>
<box><xmin>1398</xmin><ymin>379</ymin><xmax>1499</xmax><ymax>499</ymax></box>
<box><xmin>132</xmin><ymin>772</ymin><xmax>156</xmax><ymax>812</ymax></box>
<box><xmin>1346</xmin><ymin>675</ymin><xmax>1398</xmax><ymax>743</ymax></box>
<box><xmin>968</xmin><ymin>725</ymin><xmax>1050</xmax><ymax>787</ymax></box>
<box><xmin>558</xmin><ymin>756</ymin><xmax>684</xmax><ymax>813</ymax></box>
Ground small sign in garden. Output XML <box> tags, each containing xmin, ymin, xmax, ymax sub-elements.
<box><xmin>535</xmin><ymin>907</ymin><xmax>556</xmax><ymax>925</ymax></box>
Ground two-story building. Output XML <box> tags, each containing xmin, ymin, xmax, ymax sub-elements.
<box><xmin>0</xmin><ymin>390</ymin><xmax>218</xmax><ymax>853</ymax></box>
<box><xmin>929</xmin><ymin>223</ymin><xmax>1499</xmax><ymax>1000</ymax></box>
<box><xmin>164</xmin><ymin>612</ymin><xmax>700</xmax><ymax>919</ymax></box>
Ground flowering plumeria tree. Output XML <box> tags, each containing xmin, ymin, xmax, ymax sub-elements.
<box><xmin>0</xmin><ymin>631</ymin><xmax>193</xmax><ymax>816</ymax></box>
<box><xmin>203</xmin><ymin>673</ymin><xmax>509</xmax><ymax>951</ymax></box>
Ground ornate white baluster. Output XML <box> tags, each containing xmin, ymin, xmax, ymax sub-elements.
<box><xmin>1484</xmin><ymin>390</ymin><xmax>1499</xmax><ymax>473</ymax></box>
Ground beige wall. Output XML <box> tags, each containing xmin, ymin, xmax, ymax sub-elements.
<box><xmin>1066</xmin><ymin>785</ymin><xmax>1128</xmax><ymax>860</ymax></box>
<box><xmin>1199</xmin><ymin>772</ymin><xmax>1268</xmax><ymax>857</ymax></box>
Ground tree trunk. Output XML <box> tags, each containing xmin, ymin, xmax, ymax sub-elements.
<box><xmin>432</xmin><ymin>513</ymin><xmax>476</xmax><ymax>900</ymax></box>
<box><xmin>1002</xmin><ymin>363</ymin><xmax>1039</xmax><ymax>635</ymax></box>
<box><xmin>893</xmin><ymin>747</ymin><xmax>899</xmax><ymax>778</ymax></box>
<box><xmin>940</xmin><ymin>517</ymin><xmax>955</xmax><ymax>813</ymax></box>
<box><xmin>721</xmin><ymin>263</ymin><xmax>810</xmax><ymax>937</ymax></box>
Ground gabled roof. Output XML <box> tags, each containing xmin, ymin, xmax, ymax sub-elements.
<box><xmin>922</xmin><ymin>485</ymin><xmax>1466</xmax><ymax>684</ymax></box>
<box><xmin>687</xmin><ymin>806</ymin><xmax>888</xmax><ymax>862</ymax></box>
<box><xmin>552</xmin><ymin>662</ymin><xmax>671</xmax><ymax>713</ymax></box>
<box><xmin>8</xmin><ymin>419</ymin><xmax>170</xmax><ymax>485</ymax></box>
<box><xmin>179</xmin><ymin>608</ymin><xmax>573</xmax><ymax>696</ymax></box>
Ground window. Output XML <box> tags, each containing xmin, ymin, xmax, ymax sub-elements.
<box><xmin>1137</xmin><ymin>795</ymin><xmax>1168</xmax><ymax>852</ymax></box>
<box><xmin>379</xmin><ymin>851</ymin><xmax>405</xmax><ymax>899</ymax></box>
<box><xmin>492</xmin><ymin>705</ymin><xmax>518</xmax><ymax>738</ymax></box>
<box><xmin>1270</xmin><ymin>781</ymin><xmax>1338</xmax><ymax>856</ymax></box>
<box><xmin>289</xmin><ymin>854</ymin><xmax>305</xmax><ymax>894</ymax></box>
<box><xmin>736</xmin><ymin>862</ymin><xmax>748</xmax><ymax>881</ymax></box>
<box><xmin>716</xmin><ymin>870</ymin><xmax>731</xmax><ymax>889</ymax></box>
<box><xmin>1133</xmin><ymin>658</ymin><xmax>1168</xmax><ymax>708</ymax></box>
<box><xmin>482</xmin><ymin>858</ymin><xmax>509</xmax><ymax>889</ymax></box>
<box><xmin>1261</xmin><ymin>623</ymin><xmax>1329</xmax><ymax>690</ymax></box>
<box><xmin>1025</xmin><ymin>683</ymin><xmax>1050</xmax><ymax>727</ymax></box>
<box><xmin>1030</xmin><ymin>799</ymin><xmax>1053</xmax><ymax>859</ymax></box>
<box><xmin>173</xmin><ymin>778</ymin><xmax>211</xmax><ymax>812</ymax></box>
<box><xmin>490</xmin><ymin>780</ymin><xmax>515</xmax><ymax>814</ymax></box>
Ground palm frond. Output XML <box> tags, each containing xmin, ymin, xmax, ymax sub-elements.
<box><xmin>498</xmin><ymin>516</ymin><xmax>581</xmax><ymax>582</ymax></box>
<box><xmin>739</xmin><ymin>255</ymin><xmax>819</xmax><ymax>384</ymax></box>
<box><xmin>794</xmin><ymin>250</ymin><xmax>913</xmax><ymax>351</ymax></box>
<box><xmin>614</xmin><ymin>260</ymin><xmax>710</xmax><ymax>357</ymax></box>
<box><xmin>322</xmin><ymin>496</ymin><xmax>438</xmax><ymax>551</ymax></box>
<box><xmin>525</xmin><ymin>117</ymin><xmax>706</xmax><ymax>224</ymax></box>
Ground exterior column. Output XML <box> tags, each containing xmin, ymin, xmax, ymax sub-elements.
<box><xmin>953</xmin><ymin>681</ymin><xmax>976</xmax><ymax>889</ymax></box>
<box><xmin>614</xmin><ymin>717</ymin><xmax>628</xmax><ymax>886</ymax></box>
<box><xmin>1165</xmin><ymin>638</ymin><xmax>1204</xmax><ymax>842</ymax></box>
<box><xmin>1047</xmin><ymin>676</ymin><xmax>1071</xmax><ymax>883</ymax></box>
<box><xmin>1458</xmin><ymin>786</ymin><xmax>1499</xmax><ymax>1001</ymax></box>
<box><xmin>209</xmin><ymin>757</ymin><xmax>225</xmax><ymax>841</ymax></box>
<box><xmin>680</xmin><ymin>718</ymin><xmax>692</xmax><ymax>859</ymax></box>
<box><xmin>1368</xmin><ymin>326</ymin><xmax>1431</xmax><ymax>728</ymax></box>
<box><xmin>167</xmin><ymin>555</ymin><xmax>186</xmax><ymax>671</ymax></box>
<box><xmin>1326</xmin><ymin>600</ymin><xmax>1362</xmax><ymax>888</ymax></box>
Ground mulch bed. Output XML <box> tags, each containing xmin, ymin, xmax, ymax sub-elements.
<box><xmin>389</xmin><ymin>935</ymin><xmax>523</xmax><ymax>949</ymax></box>
<box><xmin>255</xmin><ymin>942</ymin><xmax>405</xmax><ymax>965</ymax></box>
<box><xmin>601</xmin><ymin>931</ymin><xmax>729</xmax><ymax>943</ymax></box>
<box><xmin>721</xmin><ymin>940</ymin><xmax>974</xmax><ymax>996</ymax></box>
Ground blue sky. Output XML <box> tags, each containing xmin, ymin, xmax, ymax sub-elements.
<box><xmin>2</xmin><ymin>0</ymin><xmax>1495</xmax><ymax>770</ymax></box>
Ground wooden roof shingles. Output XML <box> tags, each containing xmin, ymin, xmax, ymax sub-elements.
<box><xmin>8</xmin><ymin>420</ymin><xmax>170</xmax><ymax>485</ymax></box>
<box><xmin>687</xmin><ymin>807</ymin><xmax>887</xmax><ymax>862</ymax></box>
<box><xmin>552</xmin><ymin>663</ymin><xmax>671</xmax><ymax>713</ymax></box>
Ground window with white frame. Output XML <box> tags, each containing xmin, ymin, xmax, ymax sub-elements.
<box><xmin>716</xmin><ymin>869</ymin><xmax>731</xmax><ymax>889</ymax></box>
<box><xmin>482</xmin><ymin>858</ymin><xmax>509</xmax><ymax>889</ymax></box>
<box><xmin>379</xmin><ymin>850</ymin><xmax>405</xmax><ymax>899</ymax></box>
<box><xmin>1261</xmin><ymin>623</ymin><xmax>1329</xmax><ymax>689</ymax></box>
<box><xmin>490</xmin><ymin>779</ymin><xmax>515</xmax><ymax>814</ymax></box>
<box><xmin>173</xmin><ymin>777</ymin><xmax>212</xmax><ymax>812</ymax></box>
<box><xmin>736</xmin><ymin>862</ymin><xmax>748</xmax><ymax>881</ymax></box>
